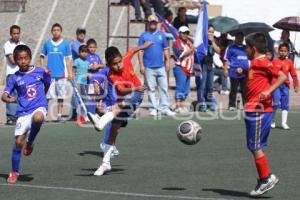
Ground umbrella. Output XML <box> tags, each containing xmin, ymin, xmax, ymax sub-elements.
<box><xmin>273</xmin><ymin>16</ymin><xmax>300</xmax><ymax>31</ymax></box>
<box><xmin>226</xmin><ymin>22</ymin><xmax>274</xmax><ymax>36</ymax></box>
<box><xmin>209</xmin><ymin>16</ymin><xmax>238</xmax><ymax>33</ymax></box>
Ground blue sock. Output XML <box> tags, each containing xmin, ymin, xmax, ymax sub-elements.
<box><xmin>28</xmin><ymin>122</ymin><xmax>42</xmax><ymax>144</ymax></box>
<box><xmin>87</xmin><ymin>99</ymin><xmax>96</xmax><ymax>114</ymax></box>
<box><xmin>12</xmin><ymin>145</ymin><xmax>22</xmax><ymax>172</ymax></box>
<box><xmin>104</xmin><ymin>123</ymin><xmax>112</xmax><ymax>144</ymax></box>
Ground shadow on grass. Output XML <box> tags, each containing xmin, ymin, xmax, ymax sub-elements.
<box><xmin>203</xmin><ymin>188</ymin><xmax>272</xmax><ymax>199</ymax></box>
<box><xmin>77</xmin><ymin>151</ymin><xmax>103</xmax><ymax>158</ymax></box>
<box><xmin>74</xmin><ymin>167</ymin><xmax>125</xmax><ymax>177</ymax></box>
<box><xmin>162</xmin><ymin>187</ymin><xmax>187</xmax><ymax>191</ymax></box>
<box><xmin>0</xmin><ymin>173</ymin><xmax>34</xmax><ymax>182</ymax></box>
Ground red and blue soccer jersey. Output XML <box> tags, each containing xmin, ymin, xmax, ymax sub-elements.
<box><xmin>108</xmin><ymin>49</ymin><xmax>142</xmax><ymax>96</ymax></box>
<box><xmin>4</xmin><ymin>66</ymin><xmax>51</xmax><ymax>117</ymax></box>
<box><xmin>245</xmin><ymin>55</ymin><xmax>279</xmax><ymax>113</ymax></box>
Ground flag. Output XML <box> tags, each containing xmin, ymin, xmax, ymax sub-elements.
<box><xmin>155</xmin><ymin>12</ymin><xmax>179</xmax><ymax>40</ymax></box>
<box><xmin>194</xmin><ymin>0</ymin><xmax>208</xmax><ymax>64</ymax></box>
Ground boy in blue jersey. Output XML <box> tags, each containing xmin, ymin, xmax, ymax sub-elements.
<box><xmin>1</xmin><ymin>45</ymin><xmax>51</xmax><ymax>184</ymax></box>
<box><xmin>224</xmin><ymin>32</ymin><xmax>249</xmax><ymax>111</ymax></box>
<box><xmin>40</xmin><ymin>23</ymin><xmax>72</xmax><ymax>122</ymax></box>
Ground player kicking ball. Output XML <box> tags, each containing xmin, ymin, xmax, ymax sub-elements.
<box><xmin>88</xmin><ymin>43</ymin><xmax>152</xmax><ymax>176</ymax></box>
<box><xmin>244</xmin><ymin>33</ymin><xmax>287</xmax><ymax>196</ymax></box>
<box><xmin>1</xmin><ymin>45</ymin><xmax>51</xmax><ymax>184</ymax></box>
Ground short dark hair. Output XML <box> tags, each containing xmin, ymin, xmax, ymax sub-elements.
<box><xmin>278</xmin><ymin>42</ymin><xmax>290</xmax><ymax>51</ymax></box>
<box><xmin>178</xmin><ymin>7</ymin><xmax>186</xmax><ymax>14</ymax></box>
<box><xmin>10</xmin><ymin>25</ymin><xmax>20</xmax><ymax>34</ymax></box>
<box><xmin>51</xmin><ymin>23</ymin><xmax>63</xmax><ymax>31</ymax></box>
<box><xmin>164</xmin><ymin>9</ymin><xmax>173</xmax><ymax>18</ymax></box>
<box><xmin>76</xmin><ymin>28</ymin><xmax>86</xmax><ymax>35</ymax></box>
<box><xmin>13</xmin><ymin>45</ymin><xmax>32</xmax><ymax>61</ymax></box>
<box><xmin>105</xmin><ymin>46</ymin><xmax>122</xmax><ymax>66</ymax></box>
<box><xmin>79</xmin><ymin>45</ymin><xmax>88</xmax><ymax>53</ymax></box>
<box><xmin>246</xmin><ymin>33</ymin><xmax>268</xmax><ymax>54</ymax></box>
<box><xmin>86</xmin><ymin>38</ymin><xmax>97</xmax><ymax>47</ymax></box>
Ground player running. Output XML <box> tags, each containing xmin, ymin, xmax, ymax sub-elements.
<box><xmin>1</xmin><ymin>45</ymin><xmax>51</xmax><ymax>184</ymax></box>
<box><xmin>88</xmin><ymin>42</ymin><xmax>152</xmax><ymax>176</ymax></box>
<box><xmin>271</xmin><ymin>43</ymin><xmax>298</xmax><ymax>130</ymax></box>
<box><xmin>244</xmin><ymin>33</ymin><xmax>286</xmax><ymax>196</ymax></box>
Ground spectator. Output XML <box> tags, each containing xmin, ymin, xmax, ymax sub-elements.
<box><xmin>172</xmin><ymin>26</ymin><xmax>194</xmax><ymax>113</ymax></box>
<box><xmin>69</xmin><ymin>28</ymin><xmax>86</xmax><ymax>121</ymax></box>
<box><xmin>40</xmin><ymin>23</ymin><xmax>73</xmax><ymax>122</ymax></box>
<box><xmin>173</xmin><ymin>7</ymin><xmax>189</xmax><ymax>30</ymax></box>
<box><xmin>195</xmin><ymin>25</ymin><xmax>220</xmax><ymax>112</ymax></box>
<box><xmin>3</xmin><ymin>25</ymin><xmax>25</xmax><ymax>125</ymax></box>
<box><xmin>274</xmin><ymin>30</ymin><xmax>297</xmax><ymax>61</ymax></box>
<box><xmin>143</xmin><ymin>0</ymin><xmax>165</xmax><ymax>17</ymax></box>
<box><xmin>224</xmin><ymin>32</ymin><xmax>249</xmax><ymax>111</ymax></box>
<box><xmin>138</xmin><ymin>15</ymin><xmax>175</xmax><ymax>116</ymax></box>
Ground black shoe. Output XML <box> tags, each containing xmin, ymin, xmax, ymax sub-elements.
<box><xmin>6</xmin><ymin>119</ymin><xmax>15</xmax><ymax>125</ymax></box>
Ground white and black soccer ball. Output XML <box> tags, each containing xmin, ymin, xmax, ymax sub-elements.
<box><xmin>177</xmin><ymin>120</ymin><xmax>202</xmax><ymax>145</ymax></box>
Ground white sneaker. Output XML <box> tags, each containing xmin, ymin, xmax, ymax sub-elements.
<box><xmin>87</xmin><ymin>112</ymin><xmax>102</xmax><ymax>131</ymax></box>
<box><xmin>282</xmin><ymin>123</ymin><xmax>290</xmax><ymax>130</ymax></box>
<box><xmin>149</xmin><ymin>110</ymin><xmax>158</xmax><ymax>116</ymax></box>
<box><xmin>94</xmin><ymin>162</ymin><xmax>111</xmax><ymax>176</ymax></box>
<box><xmin>249</xmin><ymin>174</ymin><xmax>279</xmax><ymax>196</ymax></box>
<box><xmin>229</xmin><ymin>107</ymin><xmax>236</xmax><ymax>111</ymax></box>
<box><xmin>271</xmin><ymin>122</ymin><xmax>276</xmax><ymax>129</ymax></box>
<box><xmin>161</xmin><ymin>109</ymin><xmax>176</xmax><ymax>116</ymax></box>
<box><xmin>220</xmin><ymin>90</ymin><xmax>229</xmax><ymax>95</ymax></box>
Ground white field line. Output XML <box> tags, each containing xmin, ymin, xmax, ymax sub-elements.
<box><xmin>81</xmin><ymin>0</ymin><xmax>96</xmax><ymax>28</ymax></box>
<box><xmin>32</xmin><ymin>0</ymin><xmax>59</xmax><ymax>61</ymax></box>
<box><xmin>0</xmin><ymin>183</ymin><xmax>233</xmax><ymax>200</ymax></box>
<box><xmin>108</xmin><ymin>7</ymin><xmax>126</xmax><ymax>46</ymax></box>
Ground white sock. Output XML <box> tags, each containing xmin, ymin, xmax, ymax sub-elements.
<box><xmin>102</xmin><ymin>144</ymin><xmax>113</xmax><ymax>164</ymax></box>
<box><xmin>282</xmin><ymin>110</ymin><xmax>288</xmax><ymax>125</ymax></box>
<box><xmin>98</xmin><ymin>112</ymin><xmax>115</xmax><ymax>130</ymax></box>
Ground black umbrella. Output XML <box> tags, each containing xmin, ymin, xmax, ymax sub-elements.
<box><xmin>226</xmin><ymin>22</ymin><xmax>274</xmax><ymax>36</ymax></box>
<box><xmin>273</xmin><ymin>16</ymin><xmax>300</xmax><ymax>31</ymax></box>
<box><xmin>209</xmin><ymin>16</ymin><xmax>239</xmax><ymax>33</ymax></box>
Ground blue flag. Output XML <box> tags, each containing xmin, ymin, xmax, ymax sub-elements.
<box><xmin>194</xmin><ymin>0</ymin><xmax>208</xmax><ymax>64</ymax></box>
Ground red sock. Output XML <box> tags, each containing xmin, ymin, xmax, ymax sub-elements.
<box><xmin>255</xmin><ymin>155</ymin><xmax>271</xmax><ymax>180</ymax></box>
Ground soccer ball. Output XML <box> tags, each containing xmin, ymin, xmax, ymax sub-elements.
<box><xmin>177</xmin><ymin>120</ymin><xmax>202</xmax><ymax>145</ymax></box>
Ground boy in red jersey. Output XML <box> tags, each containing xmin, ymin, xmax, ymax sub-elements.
<box><xmin>244</xmin><ymin>33</ymin><xmax>287</xmax><ymax>196</ymax></box>
<box><xmin>271</xmin><ymin>43</ymin><xmax>298</xmax><ymax>130</ymax></box>
<box><xmin>88</xmin><ymin>42</ymin><xmax>152</xmax><ymax>176</ymax></box>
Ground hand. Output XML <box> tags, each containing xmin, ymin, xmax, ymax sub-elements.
<box><xmin>224</xmin><ymin>69</ymin><xmax>228</xmax><ymax>77</ymax></box>
<box><xmin>295</xmin><ymin>87</ymin><xmax>299</xmax><ymax>93</ymax></box>
<box><xmin>259</xmin><ymin>90</ymin><xmax>271</xmax><ymax>101</ymax></box>
<box><xmin>135</xmin><ymin>85</ymin><xmax>147</xmax><ymax>92</ymax></box>
<box><xmin>140</xmin><ymin>65</ymin><xmax>145</xmax><ymax>75</ymax></box>
<box><xmin>236</xmin><ymin>67</ymin><xmax>243</xmax><ymax>74</ymax></box>
<box><xmin>8</xmin><ymin>96</ymin><xmax>17</xmax><ymax>103</ymax></box>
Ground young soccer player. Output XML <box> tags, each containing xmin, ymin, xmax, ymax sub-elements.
<box><xmin>88</xmin><ymin>42</ymin><xmax>152</xmax><ymax>176</ymax></box>
<box><xmin>244</xmin><ymin>33</ymin><xmax>286</xmax><ymax>196</ymax></box>
<box><xmin>271</xmin><ymin>43</ymin><xmax>298</xmax><ymax>130</ymax></box>
<box><xmin>73</xmin><ymin>45</ymin><xmax>90</xmax><ymax>125</ymax></box>
<box><xmin>1</xmin><ymin>45</ymin><xmax>51</xmax><ymax>184</ymax></box>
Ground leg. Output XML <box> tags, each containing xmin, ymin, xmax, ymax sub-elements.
<box><xmin>280</xmin><ymin>85</ymin><xmax>290</xmax><ymax>129</ymax></box>
<box><xmin>145</xmin><ymin>68</ymin><xmax>158</xmax><ymax>113</ymax></box>
<box><xmin>56</xmin><ymin>78</ymin><xmax>67</xmax><ymax>121</ymax></box>
<box><xmin>239</xmin><ymin>78</ymin><xmax>247</xmax><ymax>105</ymax></box>
<box><xmin>271</xmin><ymin>88</ymin><xmax>281</xmax><ymax>128</ymax></box>
<box><xmin>173</xmin><ymin>66</ymin><xmax>185</xmax><ymax>108</ymax></box>
<box><xmin>6</xmin><ymin>75</ymin><xmax>17</xmax><ymax>124</ymax></box>
<box><xmin>131</xmin><ymin>0</ymin><xmax>142</xmax><ymax>19</ymax></box>
<box><xmin>199</xmin><ymin>67</ymin><xmax>208</xmax><ymax>107</ymax></box>
<box><xmin>156</xmin><ymin>67</ymin><xmax>173</xmax><ymax>114</ymax></box>
<box><xmin>141</xmin><ymin>0</ymin><xmax>152</xmax><ymax>18</ymax></box>
<box><xmin>229</xmin><ymin>78</ymin><xmax>239</xmax><ymax>108</ymax></box>
<box><xmin>149</xmin><ymin>0</ymin><xmax>164</xmax><ymax>16</ymax></box>
<box><xmin>205</xmin><ymin>68</ymin><xmax>215</xmax><ymax>110</ymax></box>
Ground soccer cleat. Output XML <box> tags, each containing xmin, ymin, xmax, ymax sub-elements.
<box><xmin>75</xmin><ymin>116</ymin><xmax>87</xmax><ymax>125</ymax></box>
<box><xmin>229</xmin><ymin>107</ymin><xmax>236</xmax><ymax>111</ymax></box>
<box><xmin>249</xmin><ymin>174</ymin><xmax>279</xmax><ymax>196</ymax></box>
<box><xmin>161</xmin><ymin>109</ymin><xmax>176</xmax><ymax>116</ymax></box>
<box><xmin>149</xmin><ymin>109</ymin><xmax>158</xmax><ymax>116</ymax></box>
<box><xmin>23</xmin><ymin>142</ymin><xmax>34</xmax><ymax>156</ymax></box>
<box><xmin>282</xmin><ymin>123</ymin><xmax>290</xmax><ymax>130</ymax></box>
<box><xmin>7</xmin><ymin>172</ymin><xmax>19</xmax><ymax>184</ymax></box>
<box><xmin>199</xmin><ymin>105</ymin><xmax>207</xmax><ymax>112</ymax></box>
<box><xmin>87</xmin><ymin>112</ymin><xmax>102</xmax><ymax>131</ymax></box>
<box><xmin>271</xmin><ymin>122</ymin><xmax>276</xmax><ymax>128</ymax></box>
<box><xmin>94</xmin><ymin>162</ymin><xmax>111</xmax><ymax>176</ymax></box>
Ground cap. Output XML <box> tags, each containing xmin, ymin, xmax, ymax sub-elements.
<box><xmin>178</xmin><ymin>26</ymin><xmax>190</xmax><ymax>33</ymax></box>
<box><xmin>147</xmin><ymin>15</ymin><xmax>158</xmax><ymax>22</ymax></box>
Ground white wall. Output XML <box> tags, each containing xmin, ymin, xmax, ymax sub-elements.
<box><xmin>209</xmin><ymin>0</ymin><xmax>300</xmax><ymax>50</ymax></box>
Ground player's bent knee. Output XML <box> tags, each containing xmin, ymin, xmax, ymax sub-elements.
<box><xmin>32</xmin><ymin>112</ymin><xmax>45</xmax><ymax>123</ymax></box>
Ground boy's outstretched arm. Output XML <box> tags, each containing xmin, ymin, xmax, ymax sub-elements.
<box><xmin>134</xmin><ymin>41</ymin><xmax>154</xmax><ymax>53</ymax></box>
<box><xmin>260</xmin><ymin>71</ymin><xmax>287</xmax><ymax>100</ymax></box>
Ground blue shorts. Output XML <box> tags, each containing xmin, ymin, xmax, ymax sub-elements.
<box><xmin>112</xmin><ymin>91</ymin><xmax>144</xmax><ymax>127</ymax></box>
<box><xmin>272</xmin><ymin>84</ymin><xmax>289</xmax><ymax>110</ymax></box>
<box><xmin>244</xmin><ymin>112</ymin><xmax>272</xmax><ymax>151</ymax></box>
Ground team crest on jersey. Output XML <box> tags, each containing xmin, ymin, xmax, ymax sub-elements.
<box><xmin>159</xmin><ymin>35</ymin><xmax>162</xmax><ymax>40</ymax></box>
<box><xmin>26</xmin><ymin>85</ymin><xmax>38</xmax><ymax>100</ymax></box>
<box><xmin>53</xmin><ymin>47</ymin><xmax>58</xmax><ymax>52</ymax></box>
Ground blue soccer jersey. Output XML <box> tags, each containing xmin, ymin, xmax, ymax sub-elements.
<box><xmin>224</xmin><ymin>44</ymin><xmax>249</xmax><ymax>79</ymax></box>
<box><xmin>138</xmin><ymin>30</ymin><xmax>169</xmax><ymax>68</ymax></box>
<box><xmin>4</xmin><ymin>66</ymin><xmax>51</xmax><ymax>117</ymax></box>
<box><xmin>87</xmin><ymin>53</ymin><xmax>103</xmax><ymax>73</ymax></box>
<box><xmin>93</xmin><ymin>67</ymin><xmax>116</xmax><ymax>107</ymax></box>
<box><xmin>41</xmin><ymin>39</ymin><xmax>71</xmax><ymax>78</ymax></box>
